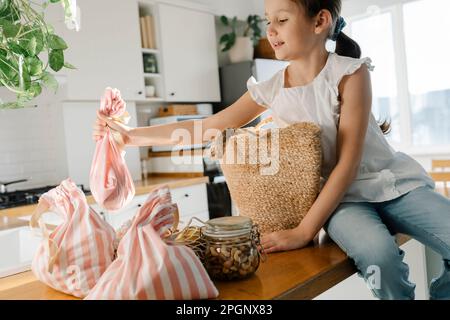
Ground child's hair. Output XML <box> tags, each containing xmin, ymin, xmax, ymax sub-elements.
<box><xmin>293</xmin><ymin>0</ymin><xmax>391</xmax><ymax>134</ymax></box>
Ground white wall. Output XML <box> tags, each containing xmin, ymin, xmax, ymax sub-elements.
<box><xmin>0</xmin><ymin>88</ymin><xmax>68</xmax><ymax>191</ymax></box>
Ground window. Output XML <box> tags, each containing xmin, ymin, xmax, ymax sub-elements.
<box><xmin>350</xmin><ymin>12</ymin><xmax>401</xmax><ymax>144</ymax></box>
<box><xmin>346</xmin><ymin>0</ymin><xmax>450</xmax><ymax>152</ymax></box>
<box><xmin>403</xmin><ymin>0</ymin><xmax>450</xmax><ymax>146</ymax></box>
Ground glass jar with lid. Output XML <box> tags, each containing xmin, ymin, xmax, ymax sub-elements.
<box><xmin>202</xmin><ymin>216</ymin><xmax>266</xmax><ymax>281</ymax></box>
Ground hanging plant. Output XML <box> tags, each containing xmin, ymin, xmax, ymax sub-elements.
<box><xmin>0</xmin><ymin>0</ymin><xmax>77</xmax><ymax>109</ymax></box>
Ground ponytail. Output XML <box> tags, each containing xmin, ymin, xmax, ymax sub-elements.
<box><xmin>335</xmin><ymin>32</ymin><xmax>361</xmax><ymax>59</ymax></box>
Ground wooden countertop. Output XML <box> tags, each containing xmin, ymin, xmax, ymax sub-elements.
<box><xmin>0</xmin><ymin>232</ymin><xmax>409</xmax><ymax>300</ymax></box>
<box><xmin>0</xmin><ymin>176</ymin><xmax>410</xmax><ymax>300</ymax></box>
<box><xmin>0</xmin><ymin>176</ymin><xmax>209</xmax><ymax>219</ymax></box>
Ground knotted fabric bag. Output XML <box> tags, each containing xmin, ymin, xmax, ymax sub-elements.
<box><xmin>85</xmin><ymin>185</ymin><xmax>218</xmax><ymax>300</ymax></box>
<box><xmin>209</xmin><ymin>120</ymin><xmax>322</xmax><ymax>234</ymax></box>
<box><xmin>89</xmin><ymin>87</ymin><xmax>135</xmax><ymax>212</ymax></box>
<box><xmin>30</xmin><ymin>178</ymin><xmax>116</xmax><ymax>298</ymax></box>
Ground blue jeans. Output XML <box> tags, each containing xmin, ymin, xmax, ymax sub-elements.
<box><xmin>324</xmin><ymin>186</ymin><xmax>450</xmax><ymax>300</ymax></box>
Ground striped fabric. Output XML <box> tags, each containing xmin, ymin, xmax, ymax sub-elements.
<box><xmin>31</xmin><ymin>178</ymin><xmax>116</xmax><ymax>298</ymax></box>
<box><xmin>85</xmin><ymin>186</ymin><xmax>218</xmax><ymax>300</ymax></box>
<box><xmin>89</xmin><ymin>87</ymin><xmax>135</xmax><ymax>212</ymax></box>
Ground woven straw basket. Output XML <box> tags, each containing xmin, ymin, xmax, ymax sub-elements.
<box><xmin>209</xmin><ymin>120</ymin><xmax>322</xmax><ymax>234</ymax></box>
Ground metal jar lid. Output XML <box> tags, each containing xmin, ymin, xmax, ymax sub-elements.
<box><xmin>203</xmin><ymin>216</ymin><xmax>253</xmax><ymax>238</ymax></box>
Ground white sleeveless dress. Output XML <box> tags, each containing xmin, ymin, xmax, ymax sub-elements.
<box><xmin>247</xmin><ymin>52</ymin><xmax>435</xmax><ymax>203</ymax></box>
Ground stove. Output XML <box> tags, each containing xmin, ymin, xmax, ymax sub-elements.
<box><xmin>0</xmin><ymin>184</ymin><xmax>89</xmax><ymax>210</ymax></box>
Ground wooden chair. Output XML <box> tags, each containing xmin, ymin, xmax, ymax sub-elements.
<box><xmin>429</xmin><ymin>172</ymin><xmax>450</xmax><ymax>197</ymax></box>
<box><xmin>431</xmin><ymin>159</ymin><xmax>450</xmax><ymax>171</ymax></box>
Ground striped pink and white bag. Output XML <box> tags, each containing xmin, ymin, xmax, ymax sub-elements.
<box><xmin>85</xmin><ymin>185</ymin><xmax>219</xmax><ymax>300</ymax></box>
<box><xmin>30</xmin><ymin>178</ymin><xmax>116</xmax><ymax>298</ymax></box>
<box><xmin>89</xmin><ymin>87</ymin><xmax>135</xmax><ymax>212</ymax></box>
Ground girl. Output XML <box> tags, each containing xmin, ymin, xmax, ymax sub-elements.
<box><xmin>93</xmin><ymin>0</ymin><xmax>450</xmax><ymax>300</ymax></box>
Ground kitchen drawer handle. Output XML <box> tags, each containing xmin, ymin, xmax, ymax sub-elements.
<box><xmin>137</xmin><ymin>203</ymin><xmax>142</xmax><ymax>207</ymax></box>
<box><xmin>170</xmin><ymin>92</ymin><xmax>175</xmax><ymax>96</ymax></box>
<box><xmin>184</xmin><ymin>194</ymin><xmax>189</xmax><ymax>198</ymax></box>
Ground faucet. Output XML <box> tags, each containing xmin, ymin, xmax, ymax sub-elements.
<box><xmin>0</xmin><ymin>178</ymin><xmax>29</xmax><ymax>194</ymax></box>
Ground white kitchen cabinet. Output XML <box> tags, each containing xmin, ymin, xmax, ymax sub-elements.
<box><xmin>61</xmin><ymin>0</ymin><xmax>145</xmax><ymax>101</ymax></box>
<box><xmin>92</xmin><ymin>183</ymin><xmax>210</xmax><ymax>230</ymax></box>
<box><xmin>157</xmin><ymin>3</ymin><xmax>221</xmax><ymax>102</ymax></box>
<box><xmin>90</xmin><ymin>194</ymin><xmax>148</xmax><ymax>230</ymax></box>
<box><xmin>61</xmin><ymin>101</ymin><xmax>142</xmax><ymax>189</ymax></box>
<box><xmin>170</xmin><ymin>183</ymin><xmax>209</xmax><ymax>226</ymax></box>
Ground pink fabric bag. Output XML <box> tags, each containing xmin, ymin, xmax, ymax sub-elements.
<box><xmin>30</xmin><ymin>178</ymin><xmax>116</xmax><ymax>298</ymax></box>
<box><xmin>90</xmin><ymin>87</ymin><xmax>135</xmax><ymax>212</ymax></box>
<box><xmin>85</xmin><ymin>185</ymin><xmax>219</xmax><ymax>300</ymax></box>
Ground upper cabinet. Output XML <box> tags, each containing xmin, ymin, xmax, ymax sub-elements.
<box><xmin>62</xmin><ymin>0</ymin><xmax>145</xmax><ymax>101</ymax></box>
<box><xmin>157</xmin><ymin>3</ymin><xmax>221</xmax><ymax>102</ymax></box>
<box><xmin>54</xmin><ymin>0</ymin><xmax>221</xmax><ymax>103</ymax></box>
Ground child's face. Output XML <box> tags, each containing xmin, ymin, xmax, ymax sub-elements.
<box><xmin>265</xmin><ymin>0</ymin><xmax>321</xmax><ymax>60</ymax></box>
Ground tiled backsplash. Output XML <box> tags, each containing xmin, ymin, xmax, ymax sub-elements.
<box><xmin>0</xmin><ymin>103</ymin><xmax>68</xmax><ymax>192</ymax></box>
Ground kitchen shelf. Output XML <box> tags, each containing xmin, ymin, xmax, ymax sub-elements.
<box><xmin>135</xmin><ymin>98</ymin><xmax>164</xmax><ymax>106</ymax></box>
<box><xmin>144</xmin><ymin>73</ymin><xmax>162</xmax><ymax>78</ymax></box>
<box><xmin>142</xmin><ymin>48</ymin><xmax>159</xmax><ymax>54</ymax></box>
<box><xmin>142</xmin><ymin>97</ymin><xmax>164</xmax><ymax>102</ymax></box>
<box><xmin>139</xmin><ymin>2</ymin><xmax>165</xmax><ymax>102</ymax></box>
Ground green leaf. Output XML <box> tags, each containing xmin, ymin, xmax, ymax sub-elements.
<box><xmin>46</xmin><ymin>24</ymin><xmax>55</xmax><ymax>34</ymax></box>
<box><xmin>32</xmin><ymin>29</ymin><xmax>45</xmax><ymax>55</ymax></box>
<box><xmin>29</xmin><ymin>82</ymin><xmax>42</xmax><ymax>97</ymax></box>
<box><xmin>47</xmin><ymin>34</ymin><xmax>68</xmax><ymax>50</ymax></box>
<box><xmin>219</xmin><ymin>34</ymin><xmax>229</xmax><ymax>44</ymax></box>
<box><xmin>221</xmin><ymin>33</ymin><xmax>236</xmax><ymax>52</ymax></box>
<box><xmin>0</xmin><ymin>19</ymin><xmax>20</xmax><ymax>37</ymax></box>
<box><xmin>41</xmin><ymin>71</ymin><xmax>58</xmax><ymax>92</ymax></box>
<box><xmin>49</xmin><ymin>49</ymin><xmax>64</xmax><ymax>72</ymax></box>
<box><xmin>61</xmin><ymin>0</ymin><xmax>73</xmax><ymax>20</ymax></box>
<box><xmin>19</xmin><ymin>36</ymin><xmax>37</xmax><ymax>56</ymax></box>
<box><xmin>25</xmin><ymin>56</ymin><xmax>43</xmax><ymax>76</ymax></box>
<box><xmin>0</xmin><ymin>0</ymin><xmax>10</xmax><ymax>13</ymax></box>
<box><xmin>7</xmin><ymin>41</ymin><xmax>27</xmax><ymax>56</ymax></box>
<box><xmin>0</xmin><ymin>55</ymin><xmax>17</xmax><ymax>80</ymax></box>
<box><xmin>220</xmin><ymin>15</ymin><xmax>228</xmax><ymax>26</ymax></box>
<box><xmin>0</xmin><ymin>2</ymin><xmax>19</xmax><ymax>22</ymax></box>
<box><xmin>63</xmin><ymin>62</ymin><xmax>76</xmax><ymax>69</ymax></box>
<box><xmin>49</xmin><ymin>0</ymin><xmax>61</xmax><ymax>3</ymax></box>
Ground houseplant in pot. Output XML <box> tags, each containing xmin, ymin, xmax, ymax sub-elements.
<box><xmin>0</xmin><ymin>0</ymin><xmax>77</xmax><ymax>109</ymax></box>
<box><xmin>219</xmin><ymin>14</ymin><xmax>263</xmax><ymax>63</ymax></box>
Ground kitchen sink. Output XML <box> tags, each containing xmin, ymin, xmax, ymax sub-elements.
<box><xmin>0</xmin><ymin>226</ymin><xmax>42</xmax><ymax>278</ymax></box>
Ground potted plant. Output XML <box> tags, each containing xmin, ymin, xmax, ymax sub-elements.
<box><xmin>219</xmin><ymin>14</ymin><xmax>263</xmax><ymax>63</ymax></box>
<box><xmin>0</xmin><ymin>0</ymin><xmax>77</xmax><ymax>109</ymax></box>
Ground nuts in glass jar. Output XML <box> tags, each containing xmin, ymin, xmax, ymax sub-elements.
<box><xmin>203</xmin><ymin>216</ymin><xmax>264</xmax><ymax>281</ymax></box>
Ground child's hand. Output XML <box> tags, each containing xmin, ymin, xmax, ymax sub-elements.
<box><xmin>261</xmin><ymin>228</ymin><xmax>311</xmax><ymax>253</ymax></box>
<box><xmin>92</xmin><ymin>110</ymin><xmax>132</xmax><ymax>145</ymax></box>
<box><xmin>92</xmin><ymin>112</ymin><xmax>108</xmax><ymax>142</ymax></box>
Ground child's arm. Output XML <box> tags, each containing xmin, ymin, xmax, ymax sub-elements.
<box><xmin>93</xmin><ymin>91</ymin><xmax>266</xmax><ymax>147</ymax></box>
<box><xmin>261</xmin><ymin>65</ymin><xmax>373</xmax><ymax>252</ymax></box>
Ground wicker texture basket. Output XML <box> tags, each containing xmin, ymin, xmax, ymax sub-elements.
<box><xmin>209</xmin><ymin>121</ymin><xmax>322</xmax><ymax>234</ymax></box>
